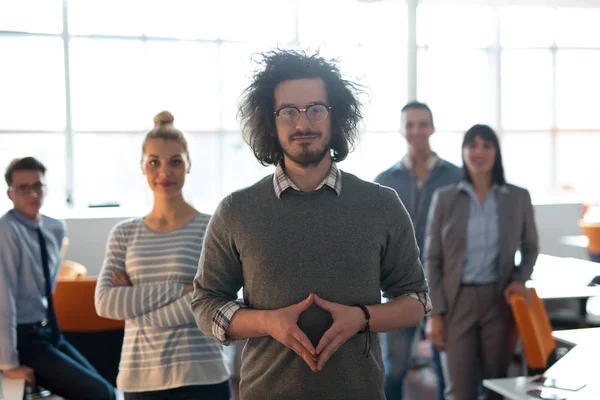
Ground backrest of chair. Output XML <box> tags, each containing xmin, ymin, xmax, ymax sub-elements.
<box><xmin>58</xmin><ymin>260</ymin><xmax>88</xmax><ymax>280</ymax></box>
<box><xmin>53</xmin><ymin>277</ymin><xmax>124</xmax><ymax>332</ymax></box>
<box><xmin>509</xmin><ymin>287</ymin><xmax>556</xmax><ymax>369</ymax></box>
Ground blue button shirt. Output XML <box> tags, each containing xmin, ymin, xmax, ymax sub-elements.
<box><xmin>375</xmin><ymin>156</ymin><xmax>461</xmax><ymax>262</ymax></box>
<box><xmin>458</xmin><ymin>181</ymin><xmax>502</xmax><ymax>284</ymax></box>
<box><xmin>0</xmin><ymin>209</ymin><xmax>65</xmax><ymax>369</ymax></box>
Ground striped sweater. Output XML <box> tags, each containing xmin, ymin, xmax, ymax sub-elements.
<box><xmin>95</xmin><ymin>214</ymin><xmax>229</xmax><ymax>392</ymax></box>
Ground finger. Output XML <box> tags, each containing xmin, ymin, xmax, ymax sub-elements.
<box><xmin>313</xmin><ymin>294</ymin><xmax>335</xmax><ymax>313</ymax></box>
<box><xmin>286</xmin><ymin>338</ymin><xmax>317</xmax><ymax>372</ymax></box>
<box><xmin>291</xmin><ymin>327</ymin><xmax>316</xmax><ymax>356</ymax></box>
<box><xmin>316</xmin><ymin>325</ymin><xmax>338</xmax><ymax>355</ymax></box>
<box><xmin>26</xmin><ymin>371</ymin><xmax>36</xmax><ymax>386</ymax></box>
<box><xmin>294</xmin><ymin>293</ymin><xmax>314</xmax><ymax>313</ymax></box>
<box><xmin>316</xmin><ymin>333</ymin><xmax>348</xmax><ymax>371</ymax></box>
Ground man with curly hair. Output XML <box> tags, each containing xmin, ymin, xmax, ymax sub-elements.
<box><xmin>192</xmin><ymin>49</ymin><xmax>431</xmax><ymax>400</ymax></box>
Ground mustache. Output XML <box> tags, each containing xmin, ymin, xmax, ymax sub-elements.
<box><xmin>290</xmin><ymin>130</ymin><xmax>321</xmax><ymax>139</ymax></box>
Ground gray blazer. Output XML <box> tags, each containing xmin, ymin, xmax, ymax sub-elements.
<box><xmin>424</xmin><ymin>183</ymin><xmax>539</xmax><ymax>316</ymax></box>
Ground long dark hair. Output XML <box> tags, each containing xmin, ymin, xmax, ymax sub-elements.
<box><xmin>238</xmin><ymin>49</ymin><xmax>364</xmax><ymax>166</ymax></box>
<box><xmin>461</xmin><ymin>124</ymin><xmax>506</xmax><ymax>186</ymax></box>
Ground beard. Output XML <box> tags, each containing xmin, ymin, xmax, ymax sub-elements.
<box><xmin>281</xmin><ymin>130</ymin><xmax>332</xmax><ymax>167</ymax></box>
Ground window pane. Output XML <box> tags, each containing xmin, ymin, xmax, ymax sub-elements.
<box><xmin>556</xmin><ymin>132</ymin><xmax>600</xmax><ymax>203</ymax></box>
<box><xmin>417</xmin><ymin>5</ymin><xmax>495</xmax><ymax>48</ymax></box>
<box><xmin>221</xmin><ymin>134</ymin><xmax>273</xmax><ymax>197</ymax></box>
<box><xmin>70</xmin><ymin>39</ymin><xmax>146</xmax><ymax>131</ymax></box>
<box><xmin>219</xmin><ymin>43</ymin><xmax>266</xmax><ymax>131</ymax></box>
<box><xmin>501</xmin><ymin>132</ymin><xmax>552</xmax><ymax>202</ymax></box>
<box><xmin>185</xmin><ymin>133</ymin><xmax>221</xmax><ymax>212</ymax></box>
<box><xmin>429</xmin><ymin>131</ymin><xmax>464</xmax><ymax>168</ymax></box>
<box><xmin>556</xmin><ymin>8</ymin><xmax>600</xmax><ymax>48</ymax></box>
<box><xmin>141</xmin><ymin>0</ymin><xmax>219</xmax><ymax>40</ymax></box>
<box><xmin>69</xmin><ymin>0</ymin><xmax>145</xmax><ymax>36</ymax></box>
<box><xmin>146</xmin><ymin>42</ymin><xmax>220</xmax><ymax>131</ymax></box>
<box><xmin>501</xmin><ymin>50</ymin><xmax>552</xmax><ymax>130</ymax></box>
<box><xmin>218</xmin><ymin>0</ymin><xmax>295</xmax><ymax>44</ymax></box>
<box><xmin>500</xmin><ymin>7</ymin><xmax>553</xmax><ymax>48</ymax></box>
<box><xmin>0</xmin><ymin>37</ymin><xmax>65</xmax><ymax>131</ymax></box>
<box><xmin>338</xmin><ymin>132</ymin><xmax>407</xmax><ymax>182</ymax></box>
<box><xmin>0</xmin><ymin>0</ymin><xmax>62</xmax><ymax>34</ymax></box>
<box><xmin>418</xmin><ymin>49</ymin><xmax>493</xmax><ymax>130</ymax></box>
<box><xmin>556</xmin><ymin>50</ymin><xmax>600</xmax><ymax>130</ymax></box>
<box><xmin>299</xmin><ymin>1</ymin><xmax>406</xmax><ymax>47</ymax></box>
<box><xmin>319</xmin><ymin>44</ymin><xmax>407</xmax><ymax>132</ymax></box>
<box><xmin>0</xmin><ymin>133</ymin><xmax>66</xmax><ymax>214</ymax></box>
<box><xmin>73</xmin><ymin>133</ymin><xmax>149</xmax><ymax>210</ymax></box>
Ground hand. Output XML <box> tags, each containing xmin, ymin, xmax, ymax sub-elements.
<box><xmin>4</xmin><ymin>365</ymin><xmax>36</xmax><ymax>386</ymax></box>
<box><xmin>313</xmin><ymin>294</ymin><xmax>366</xmax><ymax>372</ymax></box>
<box><xmin>183</xmin><ymin>284</ymin><xmax>194</xmax><ymax>294</ymax></box>
<box><xmin>264</xmin><ymin>294</ymin><xmax>318</xmax><ymax>372</ymax></box>
<box><xmin>112</xmin><ymin>270</ymin><xmax>132</xmax><ymax>287</ymax></box>
<box><xmin>504</xmin><ymin>281</ymin><xmax>531</xmax><ymax>306</ymax></box>
<box><xmin>426</xmin><ymin>315</ymin><xmax>445</xmax><ymax>352</ymax></box>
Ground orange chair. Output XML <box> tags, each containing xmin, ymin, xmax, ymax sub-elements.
<box><xmin>53</xmin><ymin>277</ymin><xmax>124</xmax><ymax>332</ymax></box>
<box><xmin>58</xmin><ymin>260</ymin><xmax>88</xmax><ymax>280</ymax></box>
<box><xmin>53</xmin><ymin>277</ymin><xmax>124</xmax><ymax>385</ymax></box>
<box><xmin>509</xmin><ymin>287</ymin><xmax>556</xmax><ymax>370</ymax></box>
<box><xmin>580</xmin><ymin>221</ymin><xmax>600</xmax><ymax>255</ymax></box>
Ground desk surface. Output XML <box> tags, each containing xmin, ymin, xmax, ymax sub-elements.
<box><xmin>552</xmin><ymin>327</ymin><xmax>600</xmax><ymax>346</ymax></box>
<box><xmin>484</xmin><ymin>328</ymin><xmax>600</xmax><ymax>400</ymax></box>
<box><xmin>0</xmin><ymin>376</ymin><xmax>25</xmax><ymax>400</ymax></box>
<box><xmin>527</xmin><ymin>254</ymin><xmax>600</xmax><ymax>300</ymax></box>
<box><xmin>560</xmin><ymin>235</ymin><xmax>589</xmax><ymax>249</ymax></box>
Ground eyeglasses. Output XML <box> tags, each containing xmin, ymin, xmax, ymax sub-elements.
<box><xmin>9</xmin><ymin>182</ymin><xmax>46</xmax><ymax>195</ymax></box>
<box><xmin>274</xmin><ymin>104</ymin><xmax>331</xmax><ymax>125</ymax></box>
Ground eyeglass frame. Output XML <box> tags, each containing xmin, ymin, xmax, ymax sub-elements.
<box><xmin>273</xmin><ymin>103</ymin><xmax>332</xmax><ymax>124</ymax></box>
<box><xmin>8</xmin><ymin>182</ymin><xmax>47</xmax><ymax>195</ymax></box>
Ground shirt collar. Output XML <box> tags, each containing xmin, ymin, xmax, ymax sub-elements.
<box><xmin>457</xmin><ymin>180</ymin><xmax>509</xmax><ymax>195</ymax></box>
<box><xmin>9</xmin><ymin>208</ymin><xmax>42</xmax><ymax>230</ymax></box>
<box><xmin>398</xmin><ymin>152</ymin><xmax>440</xmax><ymax>171</ymax></box>
<box><xmin>273</xmin><ymin>161</ymin><xmax>342</xmax><ymax>199</ymax></box>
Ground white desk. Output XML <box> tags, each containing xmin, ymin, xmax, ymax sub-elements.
<box><xmin>527</xmin><ymin>254</ymin><xmax>600</xmax><ymax>300</ymax></box>
<box><xmin>552</xmin><ymin>327</ymin><xmax>600</xmax><ymax>346</ymax></box>
<box><xmin>484</xmin><ymin>328</ymin><xmax>600</xmax><ymax>400</ymax></box>
<box><xmin>0</xmin><ymin>375</ymin><xmax>25</xmax><ymax>400</ymax></box>
<box><xmin>560</xmin><ymin>235</ymin><xmax>589</xmax><ymax>249</ymax></box>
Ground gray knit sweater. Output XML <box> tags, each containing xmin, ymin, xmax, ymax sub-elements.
<box><xmin>192</xmin><ymin>172</ymin><xmax>429</xmax><ymax>400</ymax></box>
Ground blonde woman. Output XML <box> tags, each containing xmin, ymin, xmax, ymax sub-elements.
<box><xmin>95</xmin><ymin>112</ymin><xmax>230</xmax><ymax>399</ymax></box>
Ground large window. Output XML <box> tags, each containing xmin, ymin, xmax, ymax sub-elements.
<box><xmin>416</xmin><ymin>3</ymin><xmax>600</xmax><ymax>203</ymax></box>
<box><xmin>1</xmin><ymin>1</ymin><xmax>599</xmax><ymax>215</ymax></box>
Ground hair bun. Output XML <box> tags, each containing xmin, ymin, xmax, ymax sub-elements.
<box><xmin>153</xmin><ymin>111</ymin><xmax>175</xmax><ymax>127</ymax></box>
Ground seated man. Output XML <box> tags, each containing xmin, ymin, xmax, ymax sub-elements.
<box><xmin>0</xmin><ymin>157</ymin><xmax>115</xmax><ymax>400</ymax></box>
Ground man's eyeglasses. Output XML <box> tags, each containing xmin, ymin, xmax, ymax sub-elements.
<box><xmin>9</xmin><ymin>182</ymin><xmax>46</xmax><ymax>195</ymax></box>
<box><xmin>274</xmin><ymin>104</ymin><xmax>331</xmax><ymax>125</ymax></box>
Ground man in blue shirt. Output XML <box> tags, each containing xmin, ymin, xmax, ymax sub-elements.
<box><xmin>0</xmin><ymin>157</ymin><xmax>115</xmax><ymax>400</ymax></box>
<box><xmin>375</xmin><ymin>102</ymin><xmax>461</xmax><ymax>400</ymax></box>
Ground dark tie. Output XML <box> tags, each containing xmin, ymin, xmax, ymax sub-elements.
<box><xmin>36</xmin><ymin>227</ymin><xmax>60</xmax><ymax>341</ymax></box>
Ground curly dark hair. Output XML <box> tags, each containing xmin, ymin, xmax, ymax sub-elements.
<box><xmin>238</xmin><ymin>49</ymin><xmax>364</xmax><ymax>166</ymax></box>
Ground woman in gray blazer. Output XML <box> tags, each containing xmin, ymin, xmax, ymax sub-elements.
<box><xmin>424</xmin><ymin>124</ymin><xmax>539</xmax><ymax>400</ymax></box>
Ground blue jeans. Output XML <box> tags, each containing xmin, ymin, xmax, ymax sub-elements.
<box><xmin>382</xmin><ymin>320</ymin><xmax>445</xmax><ymax>400</ymax></box>
<box><xmin>17</xmin><ymin>324</ymin><xmax>116</xmax><ymax>400</ymax></box>
<box><xmin>124</xmin><ymin>380</ymin><xmax>230</xmax><ymax>400</ymax></box>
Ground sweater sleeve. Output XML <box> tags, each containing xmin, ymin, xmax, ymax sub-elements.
<box><xmin>95</xmin><ymin>222</ymin><xmax>184</xmax><ymax>320</ymax></box>
<box><xmin>191</xmin><ymin>195</ymin><xmax>245</xmax><ymax>343</ymax></box>
<box><xmin>378</xmin><ymin>186</ymin><xmax>430</xmax><ymax>311</ymax></box>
